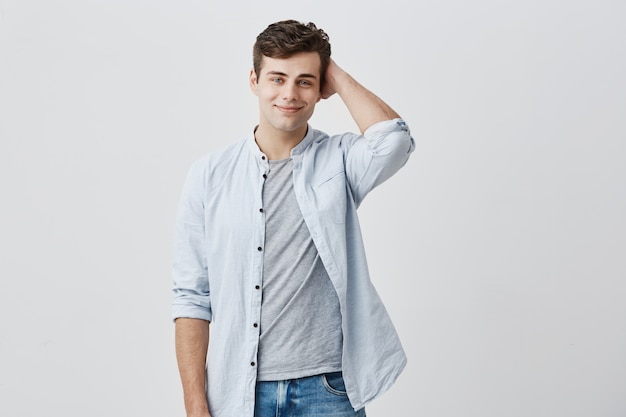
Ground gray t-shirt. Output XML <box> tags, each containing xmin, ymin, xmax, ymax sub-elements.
<box><xmin>257</xmin><ymin>158</ymin><xmax>343</xmax><ymax>381</ymax></box>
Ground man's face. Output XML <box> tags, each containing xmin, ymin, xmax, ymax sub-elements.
<box><xmin>250</xmin><ymin>52</ymin><xmax>322</xmax><ymax>137</ymax></box>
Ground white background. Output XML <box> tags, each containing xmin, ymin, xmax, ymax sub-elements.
<box><xmin>1</xmin><ymin>1</ymin><xmax>625</xmax><ymax>416</ymax></box>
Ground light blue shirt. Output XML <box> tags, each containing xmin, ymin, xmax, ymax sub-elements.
<box><xmin>172</xmin><ymin>118</ymin><xmax>415</xmax><ymax>416</ymax></box>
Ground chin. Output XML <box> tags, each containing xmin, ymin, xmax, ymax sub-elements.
<box><xmin>273</xmin><ymin>122</ymin><xmax>305</xmax><ymax>133</ymax></box>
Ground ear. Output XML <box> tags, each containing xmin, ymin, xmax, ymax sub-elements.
<box><xmin>249</xmin><ymin>68</ymin><xmax>259</xmax><ymax>96</ymax></box>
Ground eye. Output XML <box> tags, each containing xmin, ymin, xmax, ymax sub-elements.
<box><xmin>298</xmin><ymin>80</ymin><xmax>312</xmax><ymax>86</ymax></box>
<box><xmin>271</xmin><ymin>77</ymin><xmax>283</xmax><ymax>83</ymax></box>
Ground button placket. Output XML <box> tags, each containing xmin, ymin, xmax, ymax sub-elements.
<box><xmin>249</xmin><ymin>154</ymin><xmax>266</xmax><ymax>376</ymax></box>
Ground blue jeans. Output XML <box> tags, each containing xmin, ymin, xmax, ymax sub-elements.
<box><xmin>254</xmin><ymin>372</ymin><xmax>366</xmax><ymax>417</ymax></box>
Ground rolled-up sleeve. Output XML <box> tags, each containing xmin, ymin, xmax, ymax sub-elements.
<box><xmin>171</xmin><ymin>160</ymin><xmax>212</xmax><ymax>322</ymax></box>
<box><xmin>345</xmin><ymin>118</ymin><xmax>415</xmax><ymax>206</ymax></box>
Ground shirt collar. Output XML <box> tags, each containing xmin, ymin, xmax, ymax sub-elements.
<box><xmin>290</xmin><ymin>125</ymin><xmax>316</xmax><ymax>156</ymax></box>
<box><xmin>247</xmin><ymin>124</ymin><xmax>316</xmax><ymax>160</ymax></box>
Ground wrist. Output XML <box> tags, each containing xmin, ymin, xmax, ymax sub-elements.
<box><xmin>184</xmin><ymin>394</ymin><xmax>209</xmax><ymax>417</ymax></box>
<box><xmin>186</xmin><ymin>406</ymin><xmax>210</xmax><ymax>417</ymax></box>
<box><xmin>332</xmin><ymin>69</ymin><xmax>356</xmax><ymax>97</ymax></box>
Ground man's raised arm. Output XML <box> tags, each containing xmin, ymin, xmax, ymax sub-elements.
<box><xmin>321</xmin><ymin>59</ymin><xmax>401</xmax><ymax>134</ymax></box>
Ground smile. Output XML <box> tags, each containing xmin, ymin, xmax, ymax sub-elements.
<box><xmin>275</xmin><ymin>105</ymin><xmax>303</xmax><ymax>113</ymax></box>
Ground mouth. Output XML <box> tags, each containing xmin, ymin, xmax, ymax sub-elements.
<box><xmin>275</xmin><ymin>105</ymin><xmax>303</xmax><ymax>114</ymax></box>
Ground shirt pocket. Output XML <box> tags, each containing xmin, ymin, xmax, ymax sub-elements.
<box><xmin>315</xmin><ymin>170</ymin><xmax>347</xmax><ymax>224</ymax></box>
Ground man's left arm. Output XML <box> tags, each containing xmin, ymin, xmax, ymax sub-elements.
<box><xmin>322</xmin><ymin>59</ymin><xmax>415</xmax><ymax>204</ymax></box>
<box><xmin>322</xmin><ymin>59</ymin><xmax>400</xmax><ymax>133</ymax></box>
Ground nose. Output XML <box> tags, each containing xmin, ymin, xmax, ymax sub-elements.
<box><xmin>282</xmin><ymin>81</ymin><xmax>298</xmax><ymax>101</ymax></box>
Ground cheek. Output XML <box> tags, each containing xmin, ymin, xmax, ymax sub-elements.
<box><xmin>305</xmin><ymin>90</ymin><xmax>321</xmax><ymax>103</ymax></box>
<box><xmin>261</xmin><ymin>86</ymin><xmax>279</xmax><ymax>100</ymax></box>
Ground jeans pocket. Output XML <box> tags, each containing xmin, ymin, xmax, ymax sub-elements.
<box><xmin>321</xmin><ymin>371</ymin><xmax>348</xmax><ymax>396</ymax></box>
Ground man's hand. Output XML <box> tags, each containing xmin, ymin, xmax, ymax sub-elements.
<box><xmin>321</xmin><ymin>59</ymin><xmax>342</xmax><ymax>99</ymax></box>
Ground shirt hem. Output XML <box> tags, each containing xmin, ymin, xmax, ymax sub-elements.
<box><xmin>256</xmin><ymin>363</ymin><xmax>342</xmax><ymax>382</ymax></box>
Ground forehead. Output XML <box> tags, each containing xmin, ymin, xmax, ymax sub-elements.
<box><xmin>259</xmin><ymin>52</ymin><xmax>321</xmax><ymax>77</ymax></box>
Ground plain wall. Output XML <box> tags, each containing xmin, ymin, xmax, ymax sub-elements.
<box><xmin>1</xmin><ymin>0</ymin><xmax>625</xmax><ymax>416</ymax></box>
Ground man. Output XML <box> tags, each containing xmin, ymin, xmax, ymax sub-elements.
<box><xmin>172</xmin><ymin>20</ymin><xmax>415</xmax><ymax>417</ymax></box>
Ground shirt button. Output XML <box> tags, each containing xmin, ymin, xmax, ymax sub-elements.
<box><xmin>251</xmin><ymin>362</ymin><xmax>256</xmax><ymax>367</ymax></box>
<box><xmin>261</xmin><ymin>156</ymin><xmax>266</xmax><ymax>160</ymax></box>
<box><xmin>259</xmin><ymin>208</ymin><xmax>263</xmax><ymax>213</ymax></box>
<box><xmin>255</xmin><ymin>285</ymin><xmax>260</xmax><ymax>290</ymax></box>
<box><xmin>253</xmin><ymin>323</ymin><xmax>258</xmax><ymax>328</ymax></box>
<box><xmin>262</xmin><ymin>174</ymin><xmax>267</xmax><ymax>179</ymax></box>
<box><xmin>257</xmin><ymin>246</ymin><xmax>262</xmax><ymax>251</ymax></box>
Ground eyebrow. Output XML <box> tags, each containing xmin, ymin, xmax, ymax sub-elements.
<box><xmin>266</xmin><ymin>71</ymin><xmax>318</xmax><ymax>79</ymax></box>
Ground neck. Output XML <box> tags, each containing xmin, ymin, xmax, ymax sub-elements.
<box><xmin>254</xmin><ymin>124</ymin><xmax>308</xmax><ymax>160</ymax></box>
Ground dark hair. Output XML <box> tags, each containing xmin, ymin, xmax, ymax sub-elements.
<box><xmin>253</xmin><ymin>20</ymin><xmax>331</xmax><ymax>86</ymax></box>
